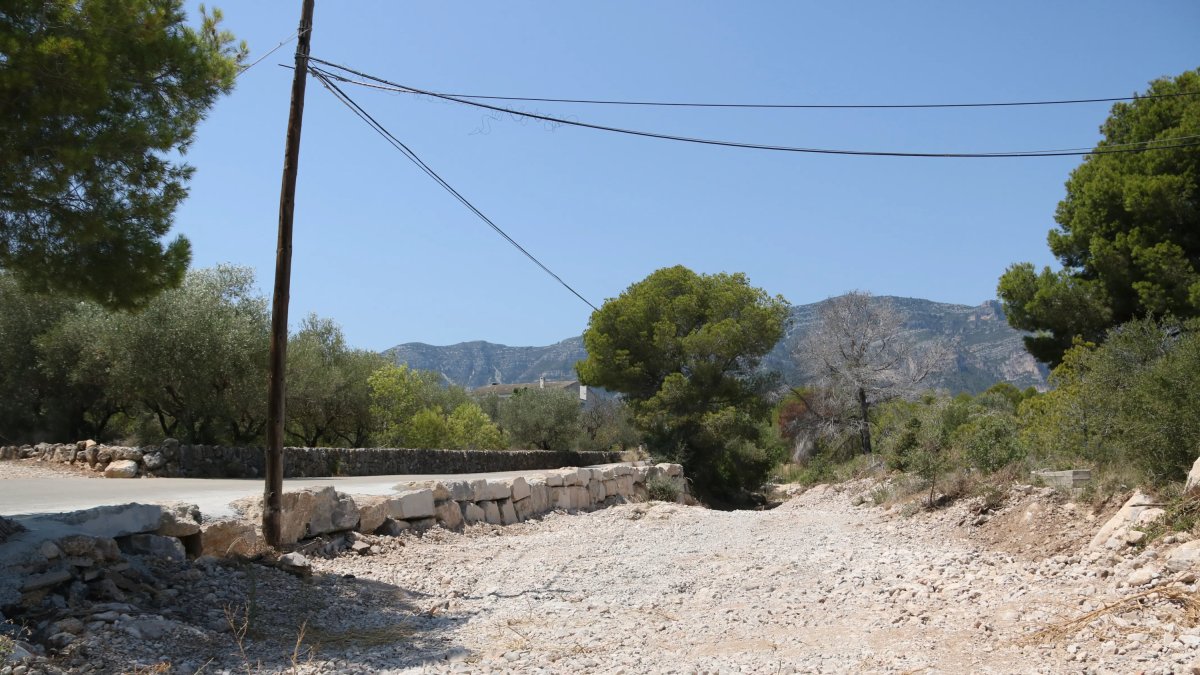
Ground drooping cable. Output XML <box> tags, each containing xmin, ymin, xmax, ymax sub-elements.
<box><xmin>309</xmin><ymin>69</ymin><xmax>600</xmax><ymax>312</ymax></box>
<box><xmin>307</xmin><ymin>58</ymin><xmax>1200</xmax><ymax>159</ymax></box>
<box><xmin>359</xmin><ymin>87</ymin><xmax>1200</xmax><ymax>110</ymax></box>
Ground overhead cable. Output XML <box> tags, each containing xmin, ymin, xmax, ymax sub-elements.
<box><xmin>308</xmin><ymin>69</ymin><xmax>600</xmax><ymax>312</ymax></box>
<box><xmin>237</xmin><ymin>27</ymin><xmax>309</xmax><ymax>78</ymax></box>
<box><xmin>353</xmin><ymin>87</ymin><xmax>1200</xmax><ymax>110</ymax></box>
<box><xmin>307</xmin><ymin>57</ymin><xmax>1200</xmax><ymax>159</ymax></box>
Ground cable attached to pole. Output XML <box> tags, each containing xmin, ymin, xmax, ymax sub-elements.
<box><xmin>306</xmin><ymin>57</ymin><xmax>1200</xmax><ymax>159</ymax></box>
<box><xmin>309</xmin><ymin>69</ymin><xmax>600</xmax><ymax>312</ymax></box>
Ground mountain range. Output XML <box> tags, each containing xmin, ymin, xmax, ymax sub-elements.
<box><xmin>383</xmin><ymin>296</ymin><xmax>1049</xmax><ymax>395</ymax></box>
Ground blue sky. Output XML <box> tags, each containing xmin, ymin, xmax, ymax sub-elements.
<box><xmin>175</xmin><ymin>1</ymin><xmax>1199</xmax><ymax>350</ymax></box>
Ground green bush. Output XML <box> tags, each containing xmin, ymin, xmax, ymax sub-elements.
<box><xmin>646</xmin><ymin>475</ymin><xmax>681</xmax><ymax>502</ymax></box>
<box><xmin>956</xmin><ymin>413</ymin><xmax>1025</xmax><ymax>473</ymax></box>
<box><xmin>1019</xmin><ymin>317</ymin><xmax>1200</xmax><ymax>485</ymax></box>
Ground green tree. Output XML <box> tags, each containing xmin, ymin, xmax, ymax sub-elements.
<box><xmin>406</xmin><ymin>407</ymin><xmax>450</xmax><ymax>449</ymax></box>
<box><xmin>577</xmin><ymin>397</ymin><xmax>641</xmax><ymax>452</ymax></box>
<box><xmin>500</xmin><ymin>388</ymin><xmax>581</xmax><ymax>451</ymax></box>
<box><xmin>105</xmin><ymin>265</ymin><xmax>270</xmax><ymax>443</ymax></box>
<box><xmin>35</xmin><ymin>303</ymin><xmax>128</xmax><ymax>440</ymax></box>
<box><xmin>0</xmin><ymin>273</ymin><xmax>74</xmax><ymax>442</ymax></box>
<box><xmin>446</xmin><ymin>402</ymin><xmax>505</xmax><ymax>450</ymax></box>
<box><xmin>998</xmin><ymin>69</ymin><xmax>1200</xmax><ymax>365</ymax></box>
<box><xmin>577</xmin><ymin>265</ymin><xmax>789</xmax><ymax>498</ymax></box>
<box><xmin>0</xmin><ymin>0</ymin><xmax>245</xmax><ymax>308</ymax></box>
<box><xmin>1019</xmin><ymin>317</ymin><xmax>1200</xmax><ymax>483</ymax></box>
<box><xmin>368</xmin><ymin>363</ymin><xmax>469</xmax><ymax>447</ymax></box>
<box><xmin>286</xmin><ymin>315</ymin><xmax>388</xmax><ymax>447</ymax></box>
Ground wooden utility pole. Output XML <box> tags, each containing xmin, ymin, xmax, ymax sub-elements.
<box><xmin>265</xmin><ymin>0</ymin><xmax>316</xmax><ymax>547</ymax></box>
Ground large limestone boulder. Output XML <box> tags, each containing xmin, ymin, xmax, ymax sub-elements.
<box><xmin>355</xmin><ymin>496</ymin><xmax>390</xmax><ymax>534</ymax></box>
<box><xmin>1088</xmin><ymin>491</ymin><xmax>1164</xmax><ymax>550</ymax></box>
<box><xmin>386</xmin><ymin>489</ymin><xmax>435</xmax><ymax>520</ymax></box>
<box><xmin>327</xmin><ymin>492</ymin><xmax>361</xmax><ymax>533</ymax></box>
<box><xmin>435</xmin><ymin>500</ymin><xmax>464</xmax><ymax>530</ymax></box>
<box><xmin>499</xmin><ymin>499</ymin><xmax>519</xmax><ymax>525</ymax></box>
<box><xmin>103</xmin><ymin>460</ymin><xmax>139</xmax><ymax>478</ymax></box>
<box><xmin>462</xmin><ymin>502</ymin><xmax>486</xmax><ymax>524</ymax></box>
<box><xmin>200</xmin><ymin>519</ymin><xmax>264</xmax><ymax>557</ymax></box>
<box><xmin>155</xmin><ymin>503</ymin><xmax>201</xmax><ymax>538</ymax></box>
<box><xmin>1186</xmin><ymin>454</ymin><xmax>1200</xmax><ymax>494</ymax></box>
<box><xmin>1167</xmin><ymin>540</ymin><xmax>1200</xmax><ymax>572</ymax></box>
<box><xmin>233</xmin><ymin>486</ymin><xmax>350</xmax><ymax>544</ymax></box>
<box><xmin>483</xmin><ymin>501</ymin><xmax>502</xmax><ymax>525</ymax></box>
<box><xmin>398</xmin><ymin>480</ymin><xmax>451</xmax><ymax>502</ymax></box>
<box><xmin>43</xmin><ymin>503</ymin><xmax>162</xmax><ymax>539</ymax></box>
<box><xmin>508</xmin><ymin>477</ymin><xmax>531</xmax><ymax>502</ymax></box>
<box><xmin>482</xmin><ymin>481</ymin><xmax>511</xmax><ymax>501</ymax></box>
<box><xmin>444</xmin><ymin>480</ymin><xmax>474</xmax><ymax>501</ymax></box>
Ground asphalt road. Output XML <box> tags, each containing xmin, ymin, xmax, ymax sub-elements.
<box><xmin>0</xmin><ymin>469</ymin><xmax>556</xmax><ymax>519</ymax></box>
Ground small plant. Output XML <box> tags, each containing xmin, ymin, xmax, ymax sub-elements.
<box><xmin>646</xmin><ymin>476</ymin><xmax>681</xmax><ymax>502</ymax></box>
<box><xmin>973</xmin><ymin>484</ymin><xmax>1006</xmax><ymax>514</ymax></box>
<box><xmin>869</xmin><ymin>484</ymin><xmax>893</xmax><ymax>505</ymax></box>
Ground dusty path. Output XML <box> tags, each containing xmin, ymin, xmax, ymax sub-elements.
<box><xmin>38</xmin><ymin>483</ymin><xmax>1200</xmax><ymax>674</ymax></box>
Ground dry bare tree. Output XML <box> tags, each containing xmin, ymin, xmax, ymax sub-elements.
<box><xmin>796</xmin><ymin>291</ymin><xmax>948</xmax><ymax>455</ymax></box>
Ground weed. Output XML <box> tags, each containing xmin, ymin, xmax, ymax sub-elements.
<box><xmin>869</xmin><ymin>484</ymin><xmax>893</xmax><ymax>505</ymax></box>
<box><xmin>1140</xmin><ymin>494</ymin><xmax>1200</xmax><ymax>545</ymax></box>
<box><xmin>646</xmin><ymin>476</ymin><xmax>681</xmax><ymax>502</ymax></box>
<box><xmin>972</xmin><ymin>484</ymin><xmax>1007</xmax><ymax>514</ymax></box>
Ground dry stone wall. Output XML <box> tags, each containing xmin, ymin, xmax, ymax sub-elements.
<box><xmin>0</xmin><ymin>440</ymin><xmax>621</xmax><ymax>479</ymax></box>
<box><xmin>1</xmin><ymin>463</ymin><xmax>685</xmax><ymax>609</ymax></box>
<box><xmin>217</xmin><ymin>462</ymin><xmax>688</xmax><ymax>552</ymax></box>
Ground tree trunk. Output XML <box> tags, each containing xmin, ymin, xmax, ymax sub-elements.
<box><xmin>857</xmin><ymin>387</ymin><xmax>872</xmax><ymax>455</ymax></box>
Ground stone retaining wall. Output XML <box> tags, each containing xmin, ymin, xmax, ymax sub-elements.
<box><xmin>215</xmin><ymin>462</ymin><xmax>688</xmax><ymax>553</ymax></box>
<box><xmin>0</xmin><ymin>441</ymin><xmax>622</xmax><ymax>479</ymax></box>
<box><xmin>1</xmin><ymin>463</ymin><xmax>688</xmax><ymax>611</ymax></box>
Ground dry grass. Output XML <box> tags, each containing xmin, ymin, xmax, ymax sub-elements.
<box><xmin>1021</xmin><ymin>582</ymin><xmax>1200</xmax><ymax>645</ymax></box>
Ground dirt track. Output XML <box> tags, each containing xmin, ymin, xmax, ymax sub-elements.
<box><xmin>37</xmin><ymin>479</ymin><xmax>1195</xmax><ymax>674</ymax></box>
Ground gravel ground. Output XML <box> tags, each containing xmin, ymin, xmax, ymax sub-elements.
<box><xmin>24</xmin><ymin>482</ymin><xmax>1200</xmax><ymax>674</ymax></box>
<box><xmin>0</xmin><ymin>459</ymin><xmax>96</xmax><ymax>480</ymax></box>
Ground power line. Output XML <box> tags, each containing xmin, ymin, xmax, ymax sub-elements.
<box><xmin>308</xmin><ymin>69</ymin><xmax>600</xmax><ymax>312</ymax></box>
<box><xmin>307</xmin><ymin>57</ymin><xmax>1200</xmax><ymax>159</ymax></box>
<box><xmin>237</xmin><ymin>27</ymin><xmax>309</xmax><ymax>78</ymax></box>
<box><xmin>352</xmin><ymin>87</ymin><xmax>1200</xmax><ymax>110</ymax></box>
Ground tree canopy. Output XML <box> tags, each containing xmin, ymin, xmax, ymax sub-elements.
<box><xmin>998</xmin><ymin>69</ymin><xmax>1200</xmax><ymax>365</ymax></box>
<box><xmin>500</xmin><ymin>388</ymin><xmax>581</xmax><ymax>451</ymax></box>
<box><xmin>0</xmin><ymin>0</ymin><xmax>245</xmax><ymax>308</ymax></box>
<box><xmin>577</xmin><ymin>265</ymin><xmax>789</xmax><ymax>498</ymax></box>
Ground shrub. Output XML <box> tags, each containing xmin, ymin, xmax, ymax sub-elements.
<box><xmin>957</xmin><ymin>413</ymin><xmax>1025</xmax><ymax>473</ymax></box>
<box><xmin>1020</xmin><ymin>317</ymin><xmax>1200</xmax><ymax>485</ymax></box>
<box><xmin>646</xmin><ymin>475</ymin><xmax>681</xmax><ymax>502</ymax></box>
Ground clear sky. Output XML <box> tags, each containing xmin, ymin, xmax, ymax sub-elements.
<box><xmin>175</xmin><ymin>1</ymin><xmax>1199</xmax><ymax>351</ymax></box>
